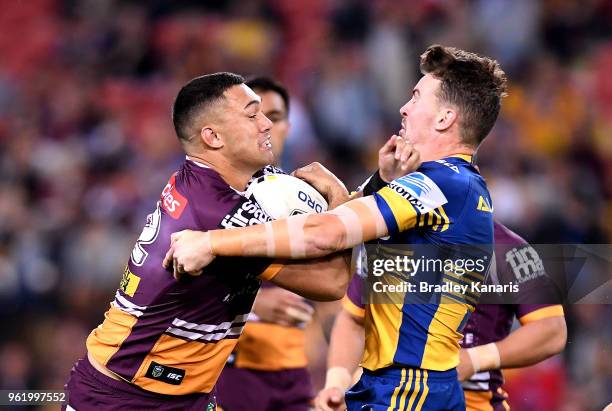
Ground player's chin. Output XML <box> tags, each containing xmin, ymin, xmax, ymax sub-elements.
<box><xmin>258</xmin><ymin>147</ymin><xmax>274</xmax><ymax>161</ymax></box>
<box><xmin>253</xmin><ymin>151</ymin><xmax>274</xmax><ymax>168</ymax></box>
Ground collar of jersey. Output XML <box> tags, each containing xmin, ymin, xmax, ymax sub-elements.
<box><xmin>447</xmin><ymin>154</ymin><xmax>473</xmax><ymax>163</ymax></box>
<box><xmin>186</xmin><ymin>155</ymin><xmax>210</xmax><ymax>168</ymax></box>
<box><xmin>186</xmin><ymin>156</ymin><xmax>247</xmax><ymax>195</ymax></box>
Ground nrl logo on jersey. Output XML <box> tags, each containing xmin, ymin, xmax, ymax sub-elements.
<box><xmin>220</xmin><ymin>201</ymin><xmax>272</xmax><ymax>229</ymax></box>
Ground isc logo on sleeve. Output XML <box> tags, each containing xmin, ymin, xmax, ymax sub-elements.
<box><xmin>160</xmin><ymin>174</ymin><xmax>187</xmax><ymax>219</ymax></box>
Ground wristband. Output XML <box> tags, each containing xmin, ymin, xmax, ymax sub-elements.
<box><xmin>324</xmin><ymin>366</ymin><xmax>353</xmax><ymax>391</ymax></box>
<box><xmin>466</xmin><ymin>342</ymin><xmax>500</xmax><ymax>373</ymax></box>
<box><xmin>362</xmin><ymin>170</ymin><xmax>387</xmax><ymax>196</ymax></box>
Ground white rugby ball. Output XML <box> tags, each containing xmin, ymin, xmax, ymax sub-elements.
<box><xmin>245</xmin><ymin>173</ymin><xmax>328</xmax><ymax>219</ymax></box>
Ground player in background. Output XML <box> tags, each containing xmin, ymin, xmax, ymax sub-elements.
<box><xmin>63</xmin><ymin>73</ymin><xmax>351</xmax><ymax>411</ymax></box>
<box><xmin>216</xmin><ymin>76</ymin><xmax>335</xmax><ymax>411</ymax></box>
<box><xmin>165</xmin><ymin>45</ymin><xmax>508</xmax><ymax>410</ymax></box>
<box><xmin>315</xmin><ymin>220</ymin><xmax>567</xmax><ymax>411</ymax></box>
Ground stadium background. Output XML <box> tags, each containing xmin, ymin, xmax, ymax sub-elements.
<box><xmin>0</xmin><ymin>0</ymin><xmax>610</xmax><ymax>410</ymax></box>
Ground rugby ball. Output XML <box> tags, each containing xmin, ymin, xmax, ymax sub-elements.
<box><xmin>245</xmin><ymin>173</ymin><xmax>328</xmax><ymax>219</ymax></box>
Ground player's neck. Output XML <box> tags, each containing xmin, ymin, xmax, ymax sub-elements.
<box><xmin>187</xmin><ymin>153</ymin><xmax>253</xmax><ymax>191</ymax></box>
<box><xmin>420</xmin><ymin>141</ymin><xmax>475</xmax><ymax>162</ymax></box>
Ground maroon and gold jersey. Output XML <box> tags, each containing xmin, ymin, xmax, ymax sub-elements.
<box><xmin>87</xmin><ymin>158</ymin><xmax>281</xmax><ymax>395</ymax></box>
<box><xmin>228</xmin><ymin>165</ymin><xmax>308</xmax><ymax>371</ymax></box>
<box><xmin>459</xmin><ymin>222</ymin><xmax>564</xmax><ymax>410</ymax></box>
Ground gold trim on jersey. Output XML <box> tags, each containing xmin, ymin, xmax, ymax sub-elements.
<box><xmin>234</xmin><ymin>322</ymin><xmax>307</xmax><ymax>370</ymax></box>
<box><xmin>132</xmin><ymin>334</ymin><xmax>236</xmax><ymax>395</ymax></box>
<box><xmin>342</xmin><ymin>295</ymin><xmax>365</xmax><ymax>319</ymax></box>
<box><xmin>519</xmin><ymin>305</ymin><xmax>564</xmax><ymax>325</ymax></box>
<box><xmin>87</xmin><ymin>305</ymin><xmax>139</xmax><ymax>366</ymax></box>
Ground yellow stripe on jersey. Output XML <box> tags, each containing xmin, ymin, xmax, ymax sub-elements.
<box><xmin>420</xmin><ymin>296</ymin><xmax>466</xmax><ymax>370</ymax></box>
<box><xmin>342</xmin><ymin>295</ymin><xmax>366</xmax><ymax>319</ymax></box>
<box><xmin>397</xmin><ymin>368</ymin><xmax>414</xmax><ymax>410</ymax></box>
<box><xmin>415</xmin><ymin>370</ymin><xmax>429</xmax><ymax>411</ymax></box>
<box><xmin>362</xmin><ymin>272</ymin><xmax>405</xmax><ymax>371</ymax></box>
<box><xmin>405</xmin><ymin>369</ymin><xmax>423</xmax><ymax>410</ymax></box>
<box><xmin>519</xmin><ymin>305</ymin><xmax>564</xmax><ymax>325</ymax></box>
<box><xmin>437</xmin><ymin>205</ymin><xmax>450</xmax><ymax>231</ymax></box>
<box><xmin>387</xmin><ymin>368</ymin><xmax>407</xmax><ymax>411</ymax></box>
<box><xmin>376</xmin><ymin>186</ymin><xmax>420</xmax><ymax>232</ymax></box>
<box><xmin>450</xmin><ymin>154</ymin><xmax>473</xmax><ymax>163</ymax></box>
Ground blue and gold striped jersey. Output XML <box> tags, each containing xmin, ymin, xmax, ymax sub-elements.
<box><xmin>364</xmin><ymin>154</ymin><xmax>494</xmax><ymax>372</ymax></box>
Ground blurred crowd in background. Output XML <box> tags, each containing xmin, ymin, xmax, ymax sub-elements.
<box><xmin>0</xmin><ymin>0</ymin><xmax>610</xmax><ymax>410</ymax></box>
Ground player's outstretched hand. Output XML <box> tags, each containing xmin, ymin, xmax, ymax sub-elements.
<box><xmin>253</xmin><ymin>288</ymin><xmax>314</xmax><ymax>327</ymax></box>
<box><xmin>162</xmin><ymin>230</ymin><xmax>215</xmax><ymax>279</ymax></box>
<box><xmin>378</xmin><ymin>135</ymin><xmax>421</xmax><ymax>182</ymax></box>
<box><xmin>314</xmin><ymin>387</ymin><xmax>347</xmax><ymax>411</ymax></box>
<box><xmin>292</xmin><ymin>162</ymin><xmax>349</xmax><ymax>209</ymax></box>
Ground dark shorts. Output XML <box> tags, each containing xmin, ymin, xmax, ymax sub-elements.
<box><xmin>216</xmin><ymin>367</ymin><xmax>313</xmax><ymax>411</ymax></box>
<box><xmin>63</xmin><ymin>357</ymin><xmax>216</xmax><ymax>411</ymax></box>
<box><xmin>346</xmin><ymin>367</ymin><xmax>464</xmax><ymax>411</ymax></box>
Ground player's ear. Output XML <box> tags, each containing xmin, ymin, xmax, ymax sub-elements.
<box><xmin>200</xmin><ymin>126</ymin><xmax>224</xmax><ymax>149</ymax></box>
<box><xmin>434</xmin><ymin>107</ymin><xmax>457</xmax><ymax>132</ymax></box>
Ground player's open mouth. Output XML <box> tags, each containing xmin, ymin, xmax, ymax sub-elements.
<box><xmin>259</xmin><ymin>135</ymin><xmax>272</xmax><ymax>150</ymax></box>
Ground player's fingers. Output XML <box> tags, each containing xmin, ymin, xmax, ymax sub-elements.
<box><xmin>287</xmin><ymin>299</ymin><xmax>315</xmax><ymax>316</ymax></box>
<box><xmin>170</xmin><ymin>231</ymin><xmax>183</xmax><ymax>244</ymax></box>
<box><xmin>394</xmin><ymin>136</ymin><xmax>406</xmax><ymax>160</ymax></box>
<box><xmin>401</xmin><ymin>147</ymin><xmax>420</xmax><ymax>171</ymax></box>
<box><xmin>285</xmin><ymin>306</ymin><xmax>313</xmax><ymax>323</ymax></box>
<box><xmin>163</xmin><ymin>247</ymin><xmax>174</xmax><ymax>269</ymax></box>
<box><xmin>314</xmin><ymin>395</ymin><xmax>331</xmax><ymax>411</ymax></box>
<box><xmin>399</xmin><ymin>141</ymin><xmax>413</xmax><ymax>162</ymax></box>
<box><xmin>314</xmin><ymin>391</ymin><xmax>336</xmax><ymax>411</ymax></box>
<box><xmin>379</xmin><ymin>135</ymin><xmax>398</xmax><ymax>155</ymax></box>
<box><xmin>173</xmin><ymin>258</ymin><xmax>181</xmax><ymax>280</ymax></box>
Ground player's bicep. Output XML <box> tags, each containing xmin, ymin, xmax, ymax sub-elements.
<box><xmin>267</xmin><ymin>253</ymin><xmax>350</xmax><ymax>301</ymax></box>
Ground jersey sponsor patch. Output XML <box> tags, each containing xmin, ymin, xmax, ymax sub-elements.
<box><xmin>389</xmin><ymin>172</ymin><xmax>448</xmax><ymax>214</ymax></box>
<box><xmin>505</xmin><ymin>245</ymin><xmax>545</xmax><ymax>283</ymax></box>
<box><xmin>119</xmin><ymin>266</ymin><xmax>141</xmax><ymax>297</ymax></box>
<box><xmin>160</xmin><ymin>174</ymin><xmax>187</xmax><ymax>219</ymax></box>
<box><xmin>145</xmin><ymin>361</ymin><xmax>185</xmax><ymax>385</ymax></box>
<box><xmin>220</xmin><ymin>200</ymin><xmax>272</xmax><ymax>228</ymax></box>
<box><xmin>477</xmin><ymin>196</ymin><xmax>493</xmax><ymax>212</ymax></box>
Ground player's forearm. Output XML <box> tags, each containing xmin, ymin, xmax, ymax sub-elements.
<box><xmin>325</xmin><ymin>309</ymin><xmax>365</xmax><ymax>390</ymax></box>
<box><xmin>270</xmin><ymin>251</ymin><xmax>352</xmax><ymax>301</ymax></box>
<box><xmin>209</xmin><ymin>197</ymin><xmax>387</xmax><ymax>259</ymax></box>
<box><xmin>495</xmin><ymin>316</ymin><xmax>567</xmax><ymax>369</ymax></box>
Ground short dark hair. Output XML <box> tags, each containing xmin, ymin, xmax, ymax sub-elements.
<box><xmin>420</xmin><ymin>45</ymin><xmax>508</xmax><ymax>146</ymax></box>
<box><xmin>246</xmin><ymin>76</ymin><xmax>290</xmax><ymax>113</ymax></box>
<box><xmin>172</xmin><ymin>72</ymin><xmax>245</xmax><ymax>141</ymax></box>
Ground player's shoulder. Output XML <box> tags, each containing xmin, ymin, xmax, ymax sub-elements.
<box><xmin>174</xmin><ymin>159</ymin><xmax>233</xmax><ymax>197</ymax></box>
<box><xmin>419</xmin><ymin>156</ymin><xmax>481</xmax><ymax>186</ymax></box>
<box><xmin>494</xmin><ymin>221</ymin><xmax>528</xmax><ymax>246</ymax></box>
<box><xmin>163</xmin><ymin>159</ymin><xmax>254</xmax><ymax>228</ymax></box>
